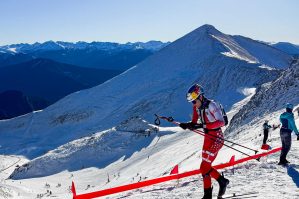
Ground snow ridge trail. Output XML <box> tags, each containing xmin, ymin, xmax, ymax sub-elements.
<box><xmin>0</xmin><ymin>156</ymin><xmax>21</xmax><ymax>173</ymax></box>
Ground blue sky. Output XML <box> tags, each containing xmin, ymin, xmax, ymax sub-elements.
<box><xmin>0</xmin><ymin>0</ymin><xmax>298</xmax><ymax>45</ymax></box>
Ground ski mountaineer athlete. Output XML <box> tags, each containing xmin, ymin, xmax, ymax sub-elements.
<box><xmin>179</xmin><ymin>84</ymin><xmax>229</xmax><ymax>199</ymax></box>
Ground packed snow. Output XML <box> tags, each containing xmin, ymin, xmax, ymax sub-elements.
<box><xmin>0</xmin><ymin>108</ymin><xmax>298</xmax><ymax>198</ymax></box>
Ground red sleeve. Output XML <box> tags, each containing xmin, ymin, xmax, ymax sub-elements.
<box><xmin>192</xmin><ymin>105</ymin><xmax>199</xmax><ymax>124</ymax></box>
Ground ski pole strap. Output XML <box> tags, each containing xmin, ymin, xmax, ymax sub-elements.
<box><xmin>154</xmin><ymin>115</ymin><xmax>161</xmax><ymax>126</ymax></box>
<box><xmin>154</xmin><ymin>114</ymin><xmax>174</xmax><ymax>124</ymax></box>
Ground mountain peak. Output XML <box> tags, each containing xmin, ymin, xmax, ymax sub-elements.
<box><xmin>175</xmin><ymin>24</ymin><xmax>223</xmax><ymax>47</ymax></box>
<box><xmin>195</xmin><ymin>24</ymin><xmax>220</xmax><ymax>35</ymax></box>
<box><xmin>199</xmin><ymin>24</ymin><xmax>216</xmax><ymax>30</ymax></box>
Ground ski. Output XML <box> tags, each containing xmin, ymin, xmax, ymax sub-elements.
<box><xmin>219</xmin><ymin>192</ymin><xmax>258</xmax><ymax>199</ymax></box>
<box><xmin>220</xmin><ymin>196</ymin><xmax>258</xmax><ymax>199</ymax></box>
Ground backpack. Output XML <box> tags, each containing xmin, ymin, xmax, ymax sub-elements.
<box><xmin>219</xmin><ymin>103</ymin><xmax>229</xmax><ymax>126</ymax></box>
<box><xmin>200</xmin><ymin>100</ymin><xmax>229</xmax><ymax>126</ymax></box>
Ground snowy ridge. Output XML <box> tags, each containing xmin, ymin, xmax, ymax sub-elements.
<box><xmin>226</xmin><ymin>60</ymin><xmax>299</xmax><ymax>136</ymax></box>
<box><xmin>232</xmin><ymin>35</ymin><xmax>291</xmax><ymax>68</ymax></box>
<box><xmin>210</xmin><ymin>34</ymin><xmax>257</xmax><ymax>64</ymax></box>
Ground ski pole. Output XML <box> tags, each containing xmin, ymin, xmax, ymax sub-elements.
<box><xmin>155</xmin><ymin>114</ymin><xmax>260</xmax><ymax>160</ymax></box>
<box><xmin>155</xmin><ymin>114</ymin><xmax>258</xmax><ymax>153</ymax></box>
<box><xmin>188</xmin><ymin>128</ymin><xmax>257</xmax><ymax>159</ymax></box>
<box><xmin>193</xmin><ymin>129</ymin><xmax>258</xmax><ymax>154</ymax></box>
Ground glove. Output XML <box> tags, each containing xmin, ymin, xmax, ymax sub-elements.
<box><xmin>193</xmin><ymin>123</ymin><xmax>203</xmax><ymax>129</ymax></box>
<box><xmin>297</xmin><ymin>135</ymin><xmax>299</xmax><ymax>141</ymax></box>
<box><xmin>179</xmin><ymin>122</ymin><xmax>191</xmax><ymax>130</ymax></box>
<box><xmin>179</xmin><ymin>122</ymin><xmax>203</xmax><ymax>130</ymax></box>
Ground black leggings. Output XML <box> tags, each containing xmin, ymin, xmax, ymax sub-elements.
<box><xmin>280</xmin><ymin>130</ymin><xmax>292</xmax><ymax>162</ymax></box>
<box><xmin>263</xmin><ymin>130</ymin><xmax>269</xmax><ymax>144</ymax></box>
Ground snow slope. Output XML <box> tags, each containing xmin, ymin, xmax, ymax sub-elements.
<box><xmin>227</xmin><ymin>60</ymin><xmax>299</xmax><ymax>136</ymax></box>
<box><xmin>0</xmin><ymin>25</ymin><xmax>287</xmax><ymax>160</ymax></box>
<box><xmin>9</xmin><ymin>117</ymin><xmax>160</xmax><ymax>179</ymax></box>
<box><xmin>1</xmin><ymin>109</ymin><xmax>298</xmax><ymax>198</ymax></box>
<box><xmin>232</xmin><ymin>35</ymin><xmax>291</xmax><ymax>68</ymax></box>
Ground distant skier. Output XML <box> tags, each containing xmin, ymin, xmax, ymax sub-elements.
<box><xmin>179</xmin><ymin>84</ymin><xmax>229</xmax><ymax>199</ymax></box>
<box><xmin>261</xmin><ymin>120</ymin><xmax>272</xmax><ymax>150</ymax></box>
<box><xmin>278</xmin><ymin>103</ymin><xmax>299</xmax><ymax>165</ymax></box>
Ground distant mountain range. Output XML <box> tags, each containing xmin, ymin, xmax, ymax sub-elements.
<box><xmin>0</xmin><ymin>41</ymin><xmax>169</xmax><ymax>119</ymax></box>
<box><xmin>0</xmin><ymin>41</ymin><xmax>170</xmax><ymax>70</ymax></box>
<box><xmin>0</xmin><ymin>40</ymin><xmax>169</xmax><ymax>53</ymax></box>
<box><xmin>271</xmin><ymin>42</ymin><xmax>299</xmax><ymax>55</ymax></box>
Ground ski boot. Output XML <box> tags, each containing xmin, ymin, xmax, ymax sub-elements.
<box><xmin>202</xmin><ymin>187</ymin><xmax>212</xmax><ymax>199</ymax></box>
<box><xmin>278</xmin><ymin>159</ymin><xmax>290</xmax><ymax>165</ymax></box>
<box><xmin>217</xmin><ymin>175</ymin><xmax>229</xmax><ymax>198</ymax></box>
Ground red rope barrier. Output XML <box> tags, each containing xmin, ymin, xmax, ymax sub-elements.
<box><xmin>72</xmin><ymin>147</ymin><xmax>281</xmax><ymax>199</ymax></box>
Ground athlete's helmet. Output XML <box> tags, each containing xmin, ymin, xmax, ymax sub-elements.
<box><xmin>186</xmin><ymin>84</ymin><xmax>204</xmax><ymax>102</ymax></box>
<box><xmin>286</xmin><ymin>103</ymin><xmax>294</xmax><ymax>110</ymax></box>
